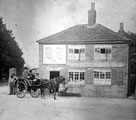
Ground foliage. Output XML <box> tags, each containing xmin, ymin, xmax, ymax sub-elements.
<box><xmin>0</xmin><ymin>17</ymin><xmax>25</xmax><ymax>80</ymax></box>
<box><xmin>124</xmin><ymin>32</ymin><xmax>136</xmax><ymax>75</ymax></box>
<box><xmin>124</xmin><ymin>32</ymin><xmax>136</xmax><ymax>93</ymax></box>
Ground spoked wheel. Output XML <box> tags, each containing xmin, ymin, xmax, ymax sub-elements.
<box><xmin>16</xmin><ymin>81</ymin><xmax>27</xmax><ymax>98</ymax></box>
<box><xmin>30</xmin><ymin>88</ymin><xmax>40</xmax><ymax>98</ymax></box>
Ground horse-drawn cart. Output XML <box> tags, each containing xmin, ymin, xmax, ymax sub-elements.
<box><xmin>14</xmin><ymin>78</ymin><xmax>42</xmax><ymax>98</ymax></box>
<box><xmin>14</xmin><ymin>76</ymin><xmax>65</xmax><ymax>100</ymax></box>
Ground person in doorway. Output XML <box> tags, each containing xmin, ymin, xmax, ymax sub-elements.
<box><xmin>8</xmin><ymin>73</ymin><xmax>16</xmax><ymax>95</ymax></box>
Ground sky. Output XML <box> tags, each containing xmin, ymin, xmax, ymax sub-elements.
<box><xmin>0</xmin><ymin>0</ymin><xmax>136</xmax><ymax>68</ymax></box>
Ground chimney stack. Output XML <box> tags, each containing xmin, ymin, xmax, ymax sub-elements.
<box><xmin>88</xmin><ymin>3</ymin><xmax>96</xmax><ymax>26</ymax></box>
<box><xmin>118</xmin><ymin>23</ymin><xmax>124</xmax><ymax>36</ymax></box>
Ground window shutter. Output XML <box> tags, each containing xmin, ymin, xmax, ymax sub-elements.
<box><xmin>85</xmin><ymin>69</ymin><xmax>93</xmax><ymax>84</ymax></box>
<box><xmin>111</xmin><ymin>69</ymin><xmax>117</xmax><ymax>85</ymax></box>
<box><xmin>112</xmin><ymin>45</ymin><xmax>118</xmax><ymax>61</ymax></box>
<box><xmin>117</xmin><ymin>70</ymin><xmax>123</xmax><ymax>85</ymax></box>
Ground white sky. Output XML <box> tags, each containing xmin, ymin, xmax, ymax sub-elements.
<box><xmin>0</xmin><ymin>0</ymin><xmax>136</xmax><ymax>68</ymax></box>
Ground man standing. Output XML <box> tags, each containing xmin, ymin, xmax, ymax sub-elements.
<box><xmin>22</xmin><ymin>67</ymin><xmax>29</xmax><ymax>79</ymax></box>
<box><xmin>8</xmin><ymin>73</ymin><xmax>16</xmax><ymax>95</ymax></box>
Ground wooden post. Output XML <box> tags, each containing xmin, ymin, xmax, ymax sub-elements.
<box><xmin>134</xmin><ymin>86</ymin><xmax>136</xmax><ymax>99</ymax></box>
<box><xmin>9</xmin><ymin>68</ymin><xmax>17</xmax><ymax>77</ymax></box>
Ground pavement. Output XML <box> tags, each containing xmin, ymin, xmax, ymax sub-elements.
<box><xmin>0</xmin><ymin>82</ymin><xmax>8</xmax><ymax>86</ymax></box>
<box><xmin>0</xmin><ymin>86</ymin><xmax>136</xmax><ymax>120</ymax></box>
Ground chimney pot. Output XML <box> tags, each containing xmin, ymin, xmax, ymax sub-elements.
<box><xmin>118</xmin><ymin>22</ymin><xmax>125</xmax><ymax>36</ymax></box>
<box><xmin>88</xmin><ymin>3</ymin><xmax>96</xmax><ymax>26</ymax></box>
<box><xmin>119</xmin><ymin>23</ymin><xmax>124</xmax><ymax>32</ymax></box>
<box><xmin>91</xmin><ymin>3</ymin><xmax>95</xmax><ymax>10</ymax></box>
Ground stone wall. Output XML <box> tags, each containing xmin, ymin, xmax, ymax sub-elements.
<box><xmin>39</xmin><ymin>43</ymin><xmax>129</xmax><ymax>98</ymax></box>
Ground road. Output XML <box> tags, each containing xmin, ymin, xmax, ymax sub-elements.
<box><xmin>0</xmin><ymin>86</ymin><xmax>136</xmax><ymax>120</ymax></box>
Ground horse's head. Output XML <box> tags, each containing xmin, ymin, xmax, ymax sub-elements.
<box><xmin>59</xmin><ymin>76</ymin><xmax>65</xmax><ymax>84</ymax></box>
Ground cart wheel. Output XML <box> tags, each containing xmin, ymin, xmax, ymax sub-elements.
<box><xmin>30</xmin><ymin>88</ymin><xmax>40</xmax><ymax>98</ymax></box>
<box><xmin>16</xmin><ymin>81</ymin><xmax>27</xmax><ymax>98</ymax></box>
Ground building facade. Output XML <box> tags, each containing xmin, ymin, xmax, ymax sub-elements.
<box><xmin>37</xmin><ymin>3</ymin><xmax>131</xmax><ymax>98</ymax></box>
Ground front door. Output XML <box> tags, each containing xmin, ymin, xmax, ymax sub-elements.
<box><xmin>50</xmin><ymin>71</ymin><xmax>60</xmax><ymax>79</ymax></box>
<box><xmin>49</xmin><ymin>71</ymin><xmax>60</xmax><ymax>93</ymax></box>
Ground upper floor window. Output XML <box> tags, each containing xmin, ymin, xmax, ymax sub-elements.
<box><xmin>68</xmin><ymin>45</ymin><xmax>86</xmax><ymax>61</ymax></box>
<box><xmin>94</xmin><ymin>45</ymin><xmax>112</xmax><ymax>61</ymax></box>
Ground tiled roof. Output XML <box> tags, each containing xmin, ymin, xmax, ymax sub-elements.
<box><xmin>37</xmin><ymin>24</ymin><xmax>130</xmax><ymax>44</ymax></box>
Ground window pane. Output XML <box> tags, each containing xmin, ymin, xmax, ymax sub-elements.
<box><xmin>100</xmin><ymin>72</ymin><xmax>105</xmax><ymax>79</ymax></box>
<box><xmin>69</xmin><ymin>49</ymin><xmax>73</xmax><ymax>53</ymax></box>
<box><xmin>95</xmin><ymin>48</ymin><xmax>98</xmax><ymax>53</ymax></box>
<box><xmin>94</xmin><ymin>71</ymin><xmax>99</xmax><ymax>78</ymax></box>
<box><xmin>75</xmin><ymin>49</ymin><xmax>79</xmax><ymax>54</ymax></box>
<box><xmin>106</xmin><ymin>72</ymin><xmax>111</xmax><ymax>79</ymax></box>
<box><xmin>80</xmin><ymin>72</ymin><xmax>85</xmax><ymax>80</ymax></box>
<box><xmin>74</xmin><ymin>54</ymin><xmax>79</xmax><ymax>60</ymax></box>
<box><xmin>106</xmin><ymin>48</ymin><xmax>111</xmax><ymax>54</ymax></box>
<box><xmin>80</xmin><ymin>49</ymin><xmax>85</xmax><ymax>53</ymax></box>
<box><xmin>80</xmin><ymin>48</ymin><xmax>85</xmax><ymax>61</ymax></box>
<box><xmin>69</xmin><ymin>72</ymin><xmax>73</xmax><ymax>81</ymax></box>
<box><xmin>101</xmin><ymin>48</ymin><xmax>105</xmax><ymax>54</ymax></box>
<box><xmin>69</xmin><ymin>72</ymin><xmax>73</xmax><ymax>77</ymax></box>
<box><xmin>75</xmin><ymin>72</ymin><xmax>79</xmax><ymax>80</ymax></box>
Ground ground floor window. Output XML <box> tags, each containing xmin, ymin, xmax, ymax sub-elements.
<box><xmin>93</xmin><ymin>70</ymin><xmax>111</xmax><ymax>85</ymax></box>
<box><xmin>68</xmin><ymin>70</ymin><xmax>85</xmax><ymax>84</ymax></box>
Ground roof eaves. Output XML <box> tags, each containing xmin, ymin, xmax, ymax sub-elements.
<box><xmin>38</xmin><ymin>40</ymin><xmax>129</xmax><ymax>45</ymax></box>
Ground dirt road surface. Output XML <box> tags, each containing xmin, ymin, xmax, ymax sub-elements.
<box><xmin>0</xmin><ymin>86</ymin><xmax>136</xmax><ymax>120</ymax></box>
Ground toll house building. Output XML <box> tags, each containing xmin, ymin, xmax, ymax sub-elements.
<box><xmin>37</xmin><ymin>3</ymin><xmax>131</xmax><ymax>98</ymax></box>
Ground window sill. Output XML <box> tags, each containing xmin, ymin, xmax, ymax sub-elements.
<box><xmin>67</xmin><ymin>60</ymin><xmax>87</xmax><ymax>62</ymax></box>
<box><xmin>68</xmin><ymin>83</ymin><xmax>85</xmax><ymax>87</ymax></box>
<box><xmin>68</xmin><ymin>82</ymin><xmax>85</xmax><ymax>85</ymax></box>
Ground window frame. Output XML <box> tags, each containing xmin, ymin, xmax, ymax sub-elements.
<box><xmin>94</xmin><ymin>45</ymin><xmax>112</xmax><ymax>61</ymax></box>
<box><xmin>93</xmin><ymin>69</ymin><xmax>111</xmax><ymax>85</ymax></box>
<box><xmin>68</xmin><ymin>45</ymin><xmax>86</xmax><ymax>61</ymax></box>
<box><xmin>68</xmin><ymin>70</ymin><xmax>85</xmax><ymax>84</ymax></box>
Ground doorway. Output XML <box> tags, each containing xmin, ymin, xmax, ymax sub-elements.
<box><xmin>50</xmin><ymin>71</ymin><xmax>60</xmax><ymax>79</ymax></box>
<box><xmin>49</xmin><ymin>71</ymin><xmax>60</xmax><ymax>93</ymax></box>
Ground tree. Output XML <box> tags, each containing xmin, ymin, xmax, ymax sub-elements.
<box><xmin>0</xmin><ymin>17</ymin><xmax>25</xmax><ymax>81</ymax></box>
<box><xmin>124</xmin><ymin>32</ymin><xmax>136</xmax><ymax>93</ymax></box>
<box><xmin>124</xmin><ymin>32</ymin><xmax>136</xmax><ymax>74</ymax></box>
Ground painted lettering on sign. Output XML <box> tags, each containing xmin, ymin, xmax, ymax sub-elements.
<box><xmin>43</xmin><ymin>45</ymin><xmax>66</xmax><ymax>64</ymax></box>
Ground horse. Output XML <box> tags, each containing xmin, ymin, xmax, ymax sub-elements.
<box><xmin>40</xmin><ymin>76</ymin><xmax>65</xmax><ymax>100</ymax></box>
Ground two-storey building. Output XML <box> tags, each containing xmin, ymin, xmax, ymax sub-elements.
<box><xmin>37</xmin><ymin>3</ymin><xmax>131</xmax><ymax>98</ymax></box>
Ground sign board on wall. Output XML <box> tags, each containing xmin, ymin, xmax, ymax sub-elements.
<box><xmin>43</xmin><ymin>45</ymin><xmax>66</xmax><ymax>64</ymax></box>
